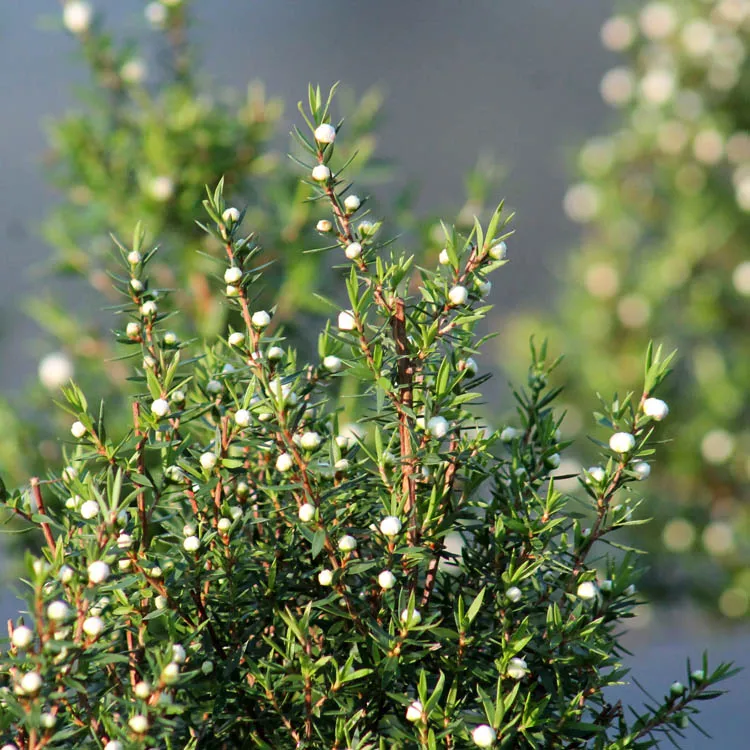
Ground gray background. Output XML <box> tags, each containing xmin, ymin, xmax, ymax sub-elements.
<box><xmin>0</xmin><ymin>2</ymin><xmax>747</xmax><ymax>746</ymax></box>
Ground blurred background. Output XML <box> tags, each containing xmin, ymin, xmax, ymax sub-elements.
<box><xmin>0</xmin><ymin>2</ymin><xmax>747</xmax><ymax>746</ymax></box>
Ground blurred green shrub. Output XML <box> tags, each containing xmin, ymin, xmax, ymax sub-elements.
<box><xmin>505</xmin><ymin>0</ymin><xmax>750</xmax><ymax>618</ymax></box>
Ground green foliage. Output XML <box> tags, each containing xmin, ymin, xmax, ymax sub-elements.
<box><xmin>0</xmin><ymin>1</ymin><xmax>498</xmax><ymax>495</ymax></box>
<box><xmin>0</xmin><ymin>87</ymin><xmax>733</xmax><ymax>749</ymax></box>
<box><xmin>504</xmin><ymin>0</ymin><xmax>750</xmax><ymax>619</ymax></box>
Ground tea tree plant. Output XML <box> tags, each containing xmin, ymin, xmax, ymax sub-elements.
<box><xmin>0</xmin><ymin>89</ymin><xmax>733</xmax><ymax>749</ymax></box>
<box><xmin>505</xmin><ymin>0</ymin><xmax>750</xmax><ymax>618</ymax></box>
<box><xmin>1</xmin><ymin>1</ymin><xmax>494</xmax><ymax>491</ymax></box>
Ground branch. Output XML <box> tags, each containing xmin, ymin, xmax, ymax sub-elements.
<box><xmin>29</xmin><ymin>478</ymin><xmax>56</xmax><ymax>553</ymax></box>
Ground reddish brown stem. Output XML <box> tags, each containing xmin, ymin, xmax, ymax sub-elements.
<box><xmin>132</xmin><ymin>402</ymin><xmax>149</xmax><ymax>549</ymax></box>
<box><xmin>29</xmin><ymin>478</ymin><xmax>56</xmax><ymax>553</ymax></box>
<box><xmin>391</xmin><ymin>298</ymin><xmax>417</xmax><ymax>542</ymax></box>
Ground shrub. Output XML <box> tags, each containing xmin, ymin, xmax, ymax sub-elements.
<box><xmin>0</xmin><ymin>88</ymin><xmax>734</xmax><ymax>749</ymax></box>
<box><xmin>2</xmin><ymin>1</ymin><xmax>496</xmax><ymax>493</ymax></box>
<box><xmin>505</xmin><ymin>0</ymin><xmax>750</xmax><ymax>619</ymax></box>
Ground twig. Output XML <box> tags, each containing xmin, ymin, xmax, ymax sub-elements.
<box><xmin>29</xmin><ymin>478</ymin><xmax>56</xmax><ymax>553</ymax></box>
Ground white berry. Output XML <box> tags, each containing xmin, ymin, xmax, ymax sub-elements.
<box><xmin>20</xmin><ymin>671</ymin><xmax>42</xmax><ymax>695</ymax></box>
<box><xmin>643</xmin><ymin>397</ymin><xmax>669</xmax><ymax>421</ymax></box>
<box><xmin>448</xmin><ymin>285</ymin><xmax>468</xmax><ymax>306</ymax></box>
<box><xmin>162</xmin><ymin>662</ymin><xmax>180</xmax><ymax>684</ymax></box>
<box><xmin>345</xmin><ymin>242</ymin><xmax>362</xmax><ymax>260</ymax></box>
<box><xmin>312</xmin><ymin>164</ymin><xmax>331</xmax><ymax>182</ymax></box>
<box><xmin>378</xmin><ymin>570</ymin><xmax>396</xmax><ymax>590</ymax></box>
<box><xmin>405</xmin><ymin>700</ymin><xmax>423</xmax><ymax>722</ymax></box>
<box><xmin>476</xmin><ymin>278</ymin><xmax>492</xmax><ymax>297</ymax></box>
<box><xmin>235</xmin><ymin>409</ymin><xmax>251</xmax><ymax>428</ymax></box>
<box><xmin>577</xmin><ymin>581</ymin><xmax>597</xmax><ymax>600</ymax></box>
<box><xmin>586</xmin><ymin>466</ymin><xmax>606</xmax><ymax>483</ymax></box>
<box><xmin>38</xmin><ymin>352</ymin><xmax>74</xmax><ymax>390</ymax></box>
<box><xmin>344</xmin><ymin>195</ymin><xmax>361</xmax><ymax>212</ymax></box>
<box><xmin>632</xmin><ymin>461</ymin><xmax>651</xmax><ymax>480</ymax></box>
<box><xmin>151</xmin><ymin>398</ymin><xmax>170</xmax><ymax>418</ymax></box>
<box><xmin>140</xmin><ymin>300</ymin><xmax>157</xmax><ymax>317</ymax></box>
<box><xmin>70</xmin><ymin>420</ymin><xmax>87</xmax><ymax>439</ymax></box>
<box><xmin>379</xmin><ymin>516</ymin><xmax>402</xmax><ymax>537</ymax></box>
<box><xmin>338</xmin><ymin>310</ymin><xmax>356</xmax><ymax>331</ymax></box>
<box><xmin>298</xmin><ymin>503</ymin><xmax>316</xmax><ymax>523</ymax></box>
<box><xmin>128</xmin><ymin>715</ymin><xmax>149</xmax><ymax>734</ymax></box>
<box><xmin>83</xmin><ymin>616</ymin><xmax>104</xmax><ymax>638</ymax></box>
<box><xmin>206</xmin><ymin>379</ymin><xmax>223</xmax><ymax>395</ymax></box>
<box><xmin>276</xmin><ymin>452</ymin><xmax>294</xmax><ymax>472</ymax></box>
<box><xmin>200</xmin><ymin>452</ymin><xmax>218</xmax><ymax>470</ymax></box>
<box><xmin>183</xmin><ymin>535</ymin><xmax>200</xmax><ymax>552</ymax></box>
<box><xmin>252</xmin><ymin>310</ymin><xmax>271</xmax><ymax>328</ymax></box>
<box><xmin>121</xmin><ymin>55</ymin><xmax>147</xmax><ymax>83</ymax></box>
<box><xmin>228</xmin><ymin>331</ymin><xmax>245</xmax><ymax>347</ymax></box>
<box><xmin>47</xmin><ymin>601</ymin><xmax>70</xmax><ymax>621</ymax></box>
<box><xmin>427</xmin><ymin>416</ymin><xmax>449</xmax><ymax>439</ymax></box>
<box><xmin>145</xmin><ymin>2</ymin><xmax>167</xmax><ymax>26</ymax></box>
<box><xmin>314</xmin><ymin>123</ymin><xmax>336</xmax><ymax>144</ymax></box>
<box><xmin>318</xmin><ymin>569</ymin><xmax>334</xmax><ymax>586</ymax></box>
<box><xmin>40</xmin><ymin>713</ymin><xmax>56</xmax><ymax>729</ymax></box>
<box><xmin>400</xmin><ymin>608</ymin><xmax>422</xmax><ymax>627</ymax></box>
<box><xmin>134</xmin><ymin>681</ymin><xmax>151</xmax><ymax>699</ymax></box>
<box><xmin>222</xmin><ymin>207</ymin><xmax>240</xmax><ymax>224</ymax></box>
<box><xmin>506</xmin><ymin>586</ymin><xmax>522</xmax><ymax>603</ymax></box>
<box><xmin>148</xmin><ymin>175</ymin><xmax>174</xmax><ymax>201</ymax></box>
<box><xmin>609</xmin><ymin>432</ymin><xmax>636</xmax><ymax>454</ymax></box>
<box><xmin>323</xmin><ymin>355</ymin><xmax>343</xmax><ymax>372</ymax></box>
<box><xmin>63</xmin><ymin>1</ymin><xmax>92</xmax><ymax>34</ymax></box>
<box><xmin>300</xmin><ymin>432</ymin><xmax>322</xmax><ymax>451</ymax></box>
<box><xmin>11</xmin><ymin>626</ymin><xmax>33</xmax><ymax>650</ymax></box>
<box><xmin>489</xmin><ymin>241</ymin><xmax>507</xmax><ymax>260</ymax></box>
<box><xmin>472</xmin><ymin>724</ymin><xmax>497</xmax><ymax>747</ymax></box>
<box><xmin>80</xmin><ymin>500</ymin><xmax>99</xmax><ymax>520</ymax></box>
<box><xmin>87</xmin><ymin>561</ymin><xmax>110</xmax><ymax>584</ymax></box>
<box><xmin>670</xmin><ymin>681</ymin><xmax>685</xmax><ymax>696</ymax></box>
<box><xmin>506</xmin><ymin>656</ymin><xmax>528</xmax><ymax>680</ymax></box>
<box><xmin>338</xmin><ymin>534</ymin><xmax>357</xmax><ymax>552</ymax></box>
